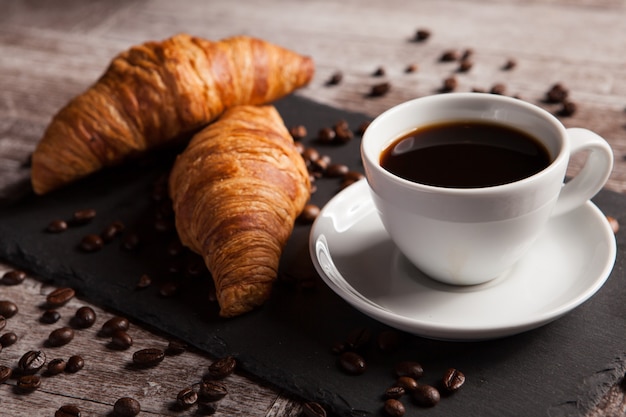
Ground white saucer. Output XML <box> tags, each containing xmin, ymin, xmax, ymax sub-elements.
<box><xmin>309</xmin><ymin>179</ymin><xmax>617</xmax><ymax>341</ymax></box>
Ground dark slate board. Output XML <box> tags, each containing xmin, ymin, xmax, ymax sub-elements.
<box><xmin>1</xmin><ymin>95</ymin><xmax>625</xmax><ymax>417</ymax></box>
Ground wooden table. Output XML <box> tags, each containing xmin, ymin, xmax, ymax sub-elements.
<box><xmin>1</xmin><ymin>0</ymin><xmax>625</xmax><ymax>415</ymax></box>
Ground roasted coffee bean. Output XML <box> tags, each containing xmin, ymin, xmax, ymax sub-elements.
<box><xmin>47</xmin><ymin>358</ymin><xmax>66</xmax><ymax>375</ymax></box>
<box><xmin>177</xmin><ymin>386</ymin><xmax>198</xmax><ymax>407</ymax></box>
<box><xmin>159</xmin><ymin>281</ymin><xmax>179</xmax><ymax>297</ymax></box>
<box><xmin>71</xmin><ymin>208</ymin><xmax>96</xmax><ymax>225</ymax></box>
<box><xmin>0</xmin><ymin>331</ymin><xmax>18</xmax><ymax>347</ymax></box>
<box><xmin>396</xmin><ymin>376</ymin><xmax>418</xmax><ymax>391</ymax></box>
<box><xmin>66</xmin><ymin>355</ymin><xmax>84</xmax><ymax>373</ymax></box>
<box><xmin>121</xmin><ymin>232</ymin><xmax>141</xmax><ymax>251</ymax></box>
<box><xmin>110</xmin><ymin>330</ymin><xmax>133</xmax><ymax>350</ymax></box>
<box><xmin>384</xmin><ymin>385</ymin><xmax>406</xmax><ymax>400</ymax></box>
<box><xmin>17</xmin><ymin>374</ymin><xmax>41</xmax><ymax>392</ymax></box>
<box><xmin>199</xmin><ymin>380</ymin><xmax>228</xmax><ymax>401</ymax></box>
<box><xmin>0</xmin><ymin>315</ymin><xmax>5</xmax><ymax>332</ymax></box>
<box><xmin>208</xmin><ymin>355</ymin><xmax>237</xmax><ymax>379</ymax></box>
<box><xmin>317</xmin><ymin>126</ymin><xmax>336</xmax><ymax>144</ymax></box>
<box><xmin>558</xmin><ymin>100</ymin><xmax>577</xmax><ymax>117</ymax></box>
<box><xmin>325</xmin><ymin>163</ymin><xmax>349</xmax><ymax>178</ymax></box>
<box><xmin>133</xmin><ymin>348</ymin><xmax>165</xmax><ymax>367</ymax></box>
<box><xmin>546</xmin><ymin>83</ymin><xmax>569</xmax><ymax>103</ymax></box>
<box><xmin>377</xmin><ymin>330</ymin><xmax>403</xmax><ymax>353</ymax></box>
<box><xmin>440</xmin><ymin>50</ymin><xmax>459</xmax><ymax>62</ymax></box>
<box><xmin>48</xmin><ymin>326</ymin><xmax>75</xmax><ymax>347</ymax></box>
<box><xmin>607</xmin><ymin>216</ymin><xmax>619</xmax><ymax>234</ymax></box>
<box><xmin>370</xmin><ymin>82</ymin><xmax>391</xmax><ymax>97</ymax></box>
<box><xmin>135</xmin><ymin>274</ymin><xmax>152</xmax><ymax>289</ymax></box>
<box><xmin>338</xmin><ymin>351</ymin><xmax>367</xmax><ymax>375</ymax></box>
<box><xmin>55</xmin><ymin>404</ymin><xmax>81</xmax><ymax>417</ymax></box>
<box><xmin>41</xmin><ymin>309</ymin><xmax>61</xmax><ymax>324</ymax></box>
<box><xmin>334</xmin><ymin>125</ymin><xmax>354</xmax><ymax>144</ymax></box>
<box><xmin>302</xmin><ymin>147</ymin><xmax>320</xmax><ymax>164</ymax></box>
<box><xmin>298</xmin><ymin>204</ymin><xmax>320</xmax><ymax>224</ymax></box>
<box><xmin>461</xmin><ymin>48</ymin><xmax>474</xmax><ymax>60</ymax></box>
<box><xmin>0</xmin><ymin>300</ymin><xmax>18</xmax><ymax>318</ymax></box>
<box><xmin>46</xmin><ymin>219</ymin><xmax>68</xmax><ymax>233</ymax></box>
<box><xmin>326</xmin><ymin>71</ymin><xmax>343</xmax><ymax>86</ymax></box>
<box><xmin>0</xmin><ymin>365</ymin><xmax>12</xmax><ymax>383</ymax></box>
<box><xmin>345</xmin><ymin>327</ymin><xmax>371</xmax><ymax>351</ymax></box>
<box><xmin>441</xmin><ymin>76</ymin><xmax>457</xmax><ymax>92</ymax></box>
<box><xmin>1</xmin><ymin>269</ymin><xmax>26</xmax><ymax>285</ymax></box>
<box><xmin>344</xmin><ymin>171</ymin><xmax>365</xmax><ymax>182</ymax></box>
<box><xmin>503</xmin><ymin>58</ymin><xmax>517</xmax><ymax>70</ymax></box>
<box><xmin>384</xmin><ymin>398</ymin><xmax>406</xmax><ymax>417</ymax></box>
<box><xmin>47</xmin><ymin>287</ymin><xmax>75</xmax><ymax>307</ymax></box>
<box><xmin>441</xmin><ymin>367</ymin><xmax>465</xmax><ymax>392</ymax></box>
<box><xmin>302</xmin><ymin>401</ymin><xmax>327</xmax><ymax>417</ymax></box>
<box><xmin>405</xmin><ymin>63</ymin><xmax>418</xmax><ymax>73</ymax></box>
<box><xmin>18</xmin><ymin>350</ymin><xmax>46</xmax><ymax>373</ymax></box>
<box><xmin>166</xmin><ymin>339</ymin><xmax>187</xmax><ymax>356</ymax></box>
<box><xmin>413</xmin><ymin>29</ymin><xmax>431</xmax><ymax>42</ymax></box>
<box><xmin>79</xmin><ymin>234</ymin><xmax>104</xmax><ymax>252</ymax></box>
<box><xmin>394</xmin><ymin>361</ymin><xmax>424</xmax><ymax>379</ymax></box>
<box><xmin>412</xmin><ymin>384</ymin><xmax>440</xmax><ymax>407</ymax></box>
<box><xmin>101</xmin><ymin>221</ymin><xmax>125</xmax><ymax>242</ymax></box>
<box><xmin>73</xmin><ymin>306</ymin><xmax>96</xmax><ymax>328</ymax></box>
<box><xmin>289</xmin><ymin>125</ymin><xmax>308</xmax><ymax>140</ymax></box>
<box><xmin>458</xmin><ymin>59</ymin><xmax>473</xmax><ymax>72</ymax></box>
<box><xmin>101</xmin><ymin>316</ymin><xmax>129</xmax><ymax>336</ymax></box>
<box><xmin>372</xmin><ymin>66</ymin><xmax>386</xmax><ymax>77</ymax></box>
<box><xmin>356</xmin><ymin>121</ymin><xmax>371</xmax><ymax>136</ymax></box>
<box><xmin>113</xmin><ymin>397</ymin><xmax>141</xmax><ymax>417</ymax></box>
<box><xmin>490</xmin><ymin>83</ymin><xmax>506</xmax><ymax>95</ymax></box>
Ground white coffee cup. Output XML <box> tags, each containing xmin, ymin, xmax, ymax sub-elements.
<box><xmin>361</xmin><ymin>93</ymin><xmax>613</xmax><ymax>285</ymax></box>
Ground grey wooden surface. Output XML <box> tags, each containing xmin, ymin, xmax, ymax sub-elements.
<box><xmin>1</xmin><ymin>0</ymin><xmax>625</xmax><ymax>415</ymax></box>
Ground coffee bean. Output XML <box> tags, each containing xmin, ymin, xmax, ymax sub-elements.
<box><xmin>384</xmin><ymin>385</ymin><xmax>406</xmax><ymax>400</ymax></box>
<box><xmin>113</xmin><ymin>397</ymin><xmax>141</xmax><ymax>417</ymax></box>
<box><xmin>100</xmin><ymin>220</ymin><xmax>125</xmax><ymax>243</ymax></box>
<box><xmin>298</xmin><ymin>204</ymin><xmax>320</xmax><ymax>224</ymax></box>
<box><xmin>502</xmin><ymin>58</ymin><xmax>517</xmax><ymax>70</ymax></box>
<box><xmin>405</xmin><ymin>63</ymin><xmax>418</xmax><ymax>73</ymax></box>
<box><xmin>48</xmin><ymin>327</ymin><xmax>75</xmax><ymax>347</ymax></box>
<box><xmin>302</xmin><ymin>401</ymin><xmax>327</xmax><ymax>417</ymax></box>
<box><xmin>132</xmin><ymin>348</ymin><xmax>165</xmax><ymax>367</ymax></box>
<box><xmin>384</xmin><ymin>398</ymin><xmax>406</xmax><ymax>417</ymax></box>
<box><xmin>159</xmin><ymin>281</ymin><xmax>179</xmax><ymax>297</ymax></box>
<box><xmin>412</xmin><ymin>384</ymin><xmax>440</xmax><ymax>407</ymax></box>
<box><xmin>55</xmin><ymin>405</ymin><xmax>81</xmax><ymax>417</ymax></box>
<box><xmin>344</xmin><ymin>171</ymin><xmax>365</xmax><ymax>182</ymax></box>
<box><xmin>413</xmin><ymin>29</ymin><xmax>431</xmax><ymax>42</ymax></box>
<box><xmin>101</xmin><ymin>316</ymin><xmax>130</xmax><ymax>336</ymax></box>
<box><xmin>370</xmin><ymin>82</ymin><xmax>391</xmax><ymax>97</ymax></box>
<box><xmin>66</xmin><ymin>355</ymin><xmax>84</xmax><ymax>373</ymax></box>
<box><xmin>338</xmin><ymin>351</ymin><xmax>367</xmax><ymax>375</ymax></box>
<box><xmin>326</xmin><ymin>71</ymin><xmax>343</xmax><ymax>86</ymax></box>
<box><xmin>302</xmin><ymin>147</ymin><xmax>320</xmax><ymax>164</ymax></box>
<box><xmin>490</xmin><ymin>83</ymin><xmax>506</xmax><ymax>95</ymax></box>
<box><xmin>394</xmin><ymin>361</ymin><xmax>424</xmax><ymax>379</ymax></box>
<box><xmin>440</xmin><ymin>76</ymin><xmax>457</xmax><ymax>92</ymax></box>
<box><xmin>396</xmin><ymin>376</ymin><xmax>418</xmax><ymax>392</ymax></box>
<box><xmin>79</xmin><ymin>234</ymin><xmax>104</xmax><ymax>252</ymax></box>
<box><xmin>440</xmin><ymin>50</ymin><xmax>459</xmax><ymax>62</ymax></box>
<box><xmin>46</xmin><ymin>287</ymin><xmax>75</xmax><ymax>307</ymax></box>
<box><xmin>345</xmin><ymin>327</ymin><xmax>372</xmax><ymax>351</ymax></box>
<box><xmin>17</xmin><ymin>374</ymin><xmax>41</xmax><ymax>392</ymax></box>
<box><xmin>1</xmin><ymin>269</ymin><xmax>26</xmax><ymax>285</ymax></box>
<box><xmin>546</xmin><ymin>83</ymin><xmax>569</xmax><ymax>103</ymax></box>
<box><xmin>73</xmin><ymin>306</ymin><xmax>96</xmax><ymax>328</ymax></box>
<box><xmin>289</xmin><ymin>125</ymin><xmax>308</xmax><ymax>140</ymax></box>
<box><xmin>165</xmin><ymin>339</ymin><xmax>187</xmax><ymax>356</ymax></box>
<box><xmin>18</xmin><ymin>350</ymin><xmax>46</xmax><ymax>373</ymax></box>
<box><xmin>441</xmin><ymin>367</ymin><xmax>465</xmax><ymax>392</ymax></box>
<box><xmin>199</xmin><ymin>380</ymin><xmax>228</xmax><ymax>402</ymax></box>
<box><xmin>458</xmin><ymin>59</ymin><xmax>473</xmax><ymax>72</ymax></box>
<box><xmin>177</xmin><ymin>386</ymin><xmax>198</xmax><ymax>407</ymax></box>
<box><xmin>356</xmin><ymin>121</ymin><xmax>371</xmax><ymax>136</ymax></box>
<box><xmin>325</xmin><ymin>163</ymin><xmax>349</xmax><ymax>178</ymax></box>
<box><xmin>110</xmin><ymin>330</ymin><xmax>133</xmax><ymax>350</ymax></box>
<box><xmin>0</xmin><ymin>315</ymin><xmax>5</xmax><ymax>332</ymax></box>
<box><xmin>558</xmin><ymin>100</ymin><xmax>577</xmax><ymax>117</ymax></box>
<box><xmin>0</xmin><ymin>331</ymin><xmax>18</xmax><ymax>347</ymax></box>
<box><xmin>0</xmin><ymin>300</ymin><xmax>18</xmax><ymax>318</ymax></box>
<box><xmin>0</xmin><ymin>365</ymin><xmax>12</xmax><ymax>383</ymax></box>
<box><xmin>334</xmin><ymin>125</ymin><xmax>353</xmax><ymax>144</ymax></box>
<box><xmin>41</xmin><ymin>309</ymin><xmax>61</xmax><ymax>324</ymax></box>
<box><xmin>46</xmin><ymin>219</ymin><xmax>68</xmax><ymax>233</ymax></box>
<box><xmin>71</xmin><ymin>208</ymin><xmax>97</xmax><ymax>225</ymax></box>
<box><xmin>135</xmin><ymin>273</ymin><xmax>152</xmax><ymax>289</ymax></box>
<box><xmin>208</xmin><ymin>356</ymin><xmax>237</xmax><ymax>379</ymax></box>
<box><xmin>47</xmin><ymin>358</ymin><xmax>66</xmax><ymax>375</ymax></box>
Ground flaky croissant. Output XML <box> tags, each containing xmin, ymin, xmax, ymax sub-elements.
<box><xmin>31</xmin><ymin>34</ymin><xmax>314</xmax><ymax>194</ymax></box>
<box><xmin>169</xmin><ymin>105</ymin><xmax>310</xmax><ymax>317</ymax></box>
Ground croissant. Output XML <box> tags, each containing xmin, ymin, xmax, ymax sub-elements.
<box><xmin>169</xmin><ymin>105</ymin><xmax>310</xmax><ymax>317</ymax></box>
<box><xmin>31</xmin><ymin>34</ymin><xmax>314</xmax><ymax>194</ymax></box>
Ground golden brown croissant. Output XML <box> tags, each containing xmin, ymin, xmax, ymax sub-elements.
<box><xmin>31</xmin><ymin>34</ymin><xmax>314</xmax><ymax>194</ymax></box>
<box><xmin>169</xmin><ymin>105</ymin><xmax>310</xmax><ymax>317</ymax></box>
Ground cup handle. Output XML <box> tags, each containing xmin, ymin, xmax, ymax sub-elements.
<box><xmin>551</xmin><ymin>128</ymin><xmax>613</xmax><ymax>217</ymax></box>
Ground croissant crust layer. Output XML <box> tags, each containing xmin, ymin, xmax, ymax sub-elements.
<box><xmin>169</xmin><ymin>105</ymin><xmax>310</xmax><ymax>317</ymax></box>
<box><xmin>31</xmin><ymin>34</ymin><xmax>314</xmax><ymax>194</ymax></box>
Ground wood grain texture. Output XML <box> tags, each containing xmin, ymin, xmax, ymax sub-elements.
<box><xmin>1</xmin><ymin>0</ymin><xmax>625</xmax><ymax>415</ymax></box>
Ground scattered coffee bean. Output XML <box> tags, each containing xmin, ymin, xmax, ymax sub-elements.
<box><xmin>338</xmin><ymin>351</ymin><xmax>367</xmax><ymax>375</ymax></box>
<box><xmin>166</xmin><ymin>339</ymin><xmax>187</xmax><ymax>356</ymax></box>
<box><xmin>71</xmin><ymin>208</ymin><xmax>97</xmax><ymax>225</ymax></box>
<box><xmin>55</xmin><ymin>404</ymin><xmax>81</xmax><ymax>417</ymax></box>
<box><xmin>73</xmin><ymin>306</ymin><xmax>96</xmax><ymax>328</ymax></box>
<box><xmin>372</xmin><ymin>66</ymin><xmax>386</xmax><ymax>77</ymax></box>
<box><xmin>412</xmin><ymin>384</ymin><xmax>440</xmax><ymax>407</ymax></box>
<box><xmin>384</xmin><ymin>385</ymin><xmax>406</xmax><ymax>400</ymax></box>
<box><xmin>110</xmin><ymin>330</ymin><xmax>133</xmax><ymax>350</ymax></box>
<box><xmin>334</xmin><ymin>122</ymin><xmax>354</xmax><ymax>144</ymax></box>
<box><xmin>46</xmin><ymin>287</ymin><xmax>75</xmax><ymax>307</ymax></box>
<box><xmin>0</xmin><ymin>331</ymin><xmax>18</xmax><ymax>347</ymax></box>
<box><xmin>384</xmin><ymin>398</ymin><xmax>406</xmax><ymax>417</ymax></box>
<box><xmin>199</xmin><ymin>380</ymin><xmax>228</xmax><ymax>402</ymax></box>
<box><xmin>558</xmin><ymin>100</ymin><xmax>577</xmax><ymax>117</ymax></box>
<box><xmin>48</xmin><ymin>326</ymin><xmax>75</xmax><ymax>347</ymax></box>
<box><xmin>345</xmin><ymin>327</ymin><xmax>372</xmax><ymax>351</ymax></box>
<box><xmin>325</xmin><ymin>163</ymin><xmax>349</xmax><ymax>178</ymax></box>
<box><xmin>101</xmin><ymin>221</ymin><xmax>125</xmax><ymax>243</ymax></box>
<box><xmin>1</xmin><ymin>269</ymin><xmax>26</xmax><ymax>285</ymax></box>
<box><xmin>490</xmin><ymin>83</ymin><xmax>506</xmax><ymax>95</ymax></box>
<box><xmin>440</xmin><ymin>50</ymin><xmax>459</xmax><ymax>62</ymax></box>
<box><xmin>405</xmin><ymin>63</ymin><xmax>418</xmax><ymax>73</ymax></box>
<box><xmin>458</xmin><ymin>59</ymin><xmax>473</xmax><ymax>72</ymax></box>
<box><xmin>66</xmin><ymin>355</ymin><xmax>84</xmax><ymax>373</ymax></box>
<box><xmin>0</xmin><ymin>300</ymin><xmax>18</xmax><ymax>318</ymax></box>
<box><xmin>502</xmin><ymin>58</ymin><xmax>517</xmax><ymax>70</ymax></box>
<box><xmin>344</xmin><ymin>171</ymin><xmax>365</xmax><ymax>183</ymax></box>
<box><xmin>461</xmin><ymin>48</ymin><xmax>474</xmax><ymax>60</ymax></box>
<box><xmin>177</xmin><ymin>386</ymin><xmax>198</xmax><ymax>408</ymax></box>
<box><xmin>41</xmin><ymin>309</ymin><xmax>61</xmax><ymax>324</ymax></box>
<box><xmin>159</xmin><ymin>281</ymin><xmax>179</xmax><ymax>297</ymax></box>
<box><xmin>317</xmin><ymin>127</ymin><xmax>336</xmax><ymax>144</ymax></box>
<box><xmin>18</xmin><ymin>350</ymin><xmax>47</xmax><ymax>373</ymax></box>
<box><xmin>47</xmin><ymin>358</ymin><xmax>67</xmax><ymax>375</ymax></box>
<box><xmin>397</xmin><ymin>376</ymin><xmax>418</xmax><ymax>392</ymax></box>
<box><xmin>546</xmin><ymin>83</ymin><xmax>569</xmax><ymax>103</ymax></box>
<box><xmin>298</xmin><ymin>204</ymin><xmax>320</xmax><ymax>224</ymax></box>
<box><xmin>0</xmin><ymin>365</ymin><xmax>12</xmax><ymax>383</ymax></box>
<box><xmin>17</xmin><ymin>374</ymin><xmax>41</xmax><ymax>392</ymax></box>
<box><xmin>394</xmin><ymin>361</ymin><xmax>424</xmax><ymax>379</ymax></box>
<box><xmin>326</xmin><ymin>71</ymin><xmax>343</xmax><ymax>86</ymax></box>
<box><xmin>370</xmin><ymin>82</ymin><xmax>391</xmax><ymax>97</ymax></box>
<box><xmin>441</xmin><ymin>367</ymin><xmax>465</xmax><ymax>392</ymax></box>
<box><xmin>132</xmin><ymin>348</ymin><xmax>165</xmax><ymax>367</ymax></box>
<box><xmin>79</xmin><ymin>233</ymin><xmax>104</xmax><ymax>252</ymax></box>
<box><xmin>302</xmin><ymin>401</ymin><xmax>327</xmax><ymax>417</ymax></box>
<box><xmin>136</xmin><ymin>274</ymin><xmax>152</xmax><ymax>289</ymax></box>
<box><xmin>607</xmin><ymin>216</ymin><xmax>619</xmax><ymax>234</ymax></box>
<box><xmin>113</xmin><ymin>397</ymin><xmax>141</xmax><ymax>417</ymax></box>
<box><xmin>101</xmin><ymin>316</ymin><xmax>130</xmax><ymax>336</ymax></box>
<box><xmin>46</xmin><ymin>219</ymin><xmax>68</xmax><ymax>233</ymax></box>
<box><xmin>440</xmin><ymin>76</ymin><xmax>457</xmax><ymax>92</ymax></box>
<box><xmin>208</xmin><ymin>356</ymin><xmax>237</xmax><ymax>380</ymax></box>
<box><xmin>413</xmin><ymin>29</ymin><xmax>431</xmax><ymax>42</ymax></box>
<box><xmin>302</xmin><ymin>147</ymin><xmax>320</xmax><ymax>164</ymax></box>
<box><xmin>289</xmin><ymin>125</ymin><xmax>308</xmax><ymax>140</ymax></box>
<box><xmin>0</xmin><ymin>316</ymin><xmax>5</xmax><ymax>332</ymax></box>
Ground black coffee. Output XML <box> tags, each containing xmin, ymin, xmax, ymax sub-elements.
<box><xmin>380</xmin><ymin>121</ymin><xmax>551</xmax><ymax>188</ymax></box>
